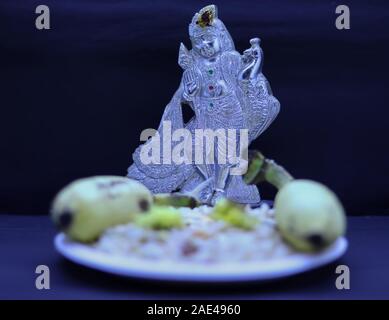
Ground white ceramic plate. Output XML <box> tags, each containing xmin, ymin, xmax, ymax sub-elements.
<box><xmin>54</xmin><ymin>233</ymin><xmax>347</xmax><ymax>283</ymax></box>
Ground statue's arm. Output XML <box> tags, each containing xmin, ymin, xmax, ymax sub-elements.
<box><xmin>178</xmin><ymin>43</ymin><xmax>200</xmax><ymax>101</ymax></box>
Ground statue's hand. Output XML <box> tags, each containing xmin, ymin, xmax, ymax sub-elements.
<box><xmin>183</xmin><ymin>69</ymin><xmax>199</xmax><ymax>96</ymax></box>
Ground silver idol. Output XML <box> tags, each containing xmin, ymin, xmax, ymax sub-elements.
<box><xmin>128</xmin><ymin>5</ymin><xmax>280</xmax><ymax>205</ymax></box>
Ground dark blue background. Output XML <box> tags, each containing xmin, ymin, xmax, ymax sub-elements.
<box><xmin>1</xmin><ymin>0</ymin><xmax>388</xmax><ymax>215</ymax></box>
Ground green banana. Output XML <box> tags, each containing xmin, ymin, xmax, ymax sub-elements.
<box><xmin>51</xmin><ymin>176</ymin><xmax>153</xmax><ymax>242</ymax></box>
<box><xmin>244</xmin><ymin>150</ymin><xmax>346</xmax><ymax>252</ymax></box>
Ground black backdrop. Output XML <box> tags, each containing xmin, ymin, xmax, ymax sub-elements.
<box><xmin>1</xmin><ymin>0</ymin><xmax>388</xmax><ymax>215</ymax></box>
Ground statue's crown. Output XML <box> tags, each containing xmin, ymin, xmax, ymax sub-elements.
<box><xmin>189</xmin><ymin>5</ymin><xmax>221</xmax><ymax>38</ymax></box>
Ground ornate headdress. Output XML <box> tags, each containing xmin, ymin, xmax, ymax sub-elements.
<box><xmin>188</xmin><ymin>5</ymin><xmax>235</xmax><ymax>51</ymax></box>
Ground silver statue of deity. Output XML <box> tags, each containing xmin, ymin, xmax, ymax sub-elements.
<box><xmin>128</xmin><ymin>5</ymin><xmax>280</xmax><ymax>205</ymax></box>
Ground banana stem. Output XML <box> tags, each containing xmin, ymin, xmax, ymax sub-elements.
<box><xmin>244</xmin><ymin>151</ymin><xmax>294</xmax><ymax>190</ymax></box>
<box><xmin>262</xmin><ymin>159</ymin><xmax>294</xmax><ymax>190</ymax></box>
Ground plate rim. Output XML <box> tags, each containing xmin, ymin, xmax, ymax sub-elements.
<box><xmin>54</xmin><ymin>233</ymin><xmax>348</xmax><ymax>282</ymax></box>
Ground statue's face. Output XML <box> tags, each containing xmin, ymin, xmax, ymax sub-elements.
<box><xmin>192</xmin><ymin>33</ymin><xmax>221</xmax><ymax>58</ymax></box>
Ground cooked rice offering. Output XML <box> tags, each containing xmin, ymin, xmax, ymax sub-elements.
<box><xmin>94</xmin><ymin>203</ymin><xmax>293</xmax><ymax>263</ymax></box>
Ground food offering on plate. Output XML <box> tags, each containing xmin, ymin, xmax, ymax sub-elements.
<box><xmin>51</xmin><ymin>151</ymin><xmax>346</xmax><ymax>268</ymax></box>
